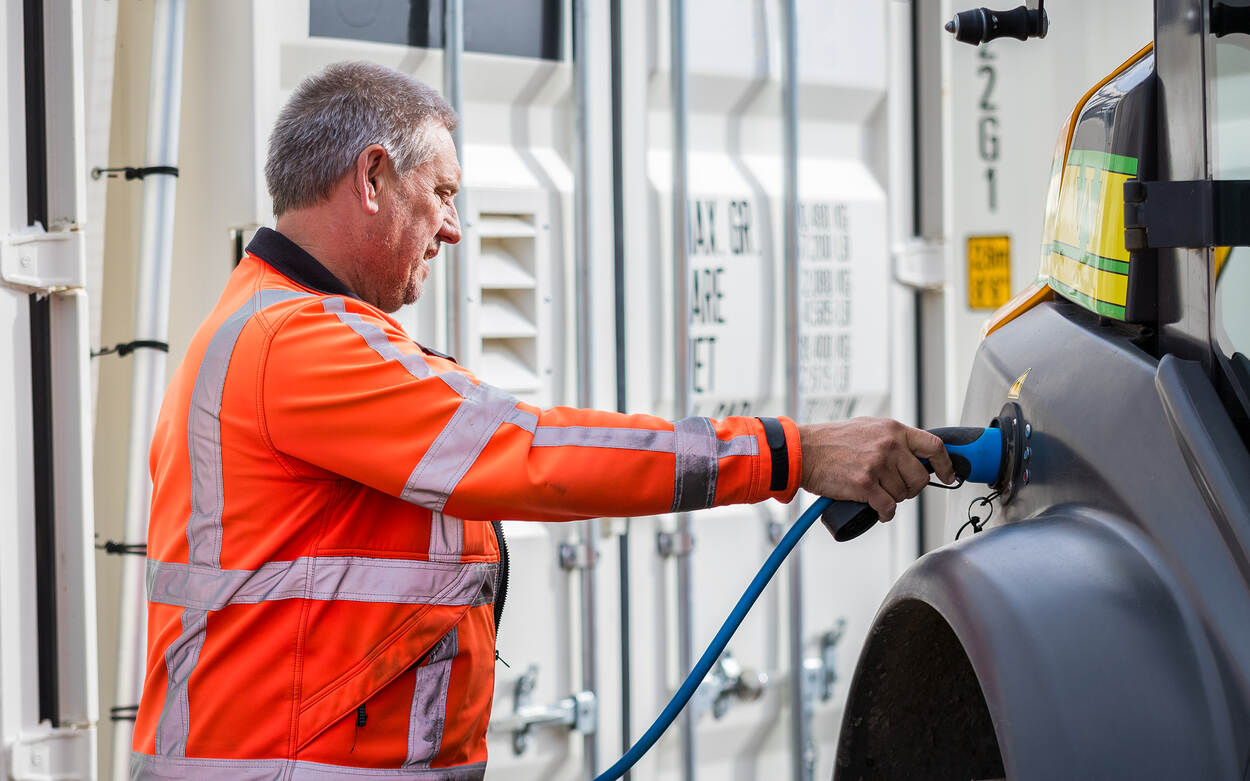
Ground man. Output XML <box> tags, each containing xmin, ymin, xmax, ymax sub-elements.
<box><xmin>130</xmin><ymin>61</ymin><xmax>953</xmax><ymax>779</ymax></box>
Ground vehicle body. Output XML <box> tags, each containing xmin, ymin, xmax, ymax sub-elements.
<box><xmin>836</xmin><ymin>1</ymin><xmax>1250</xmax><ymax>778</ymax></box>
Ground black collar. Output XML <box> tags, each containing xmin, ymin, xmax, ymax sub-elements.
<box><xmin>246</xmin><ymin>227</ymin><xmax>457</xmax><ymax>363</ymax></box>
<box><xmin>246</xmin><ymin>227</ymin><xmax>356</xmax><ymax>298</ymax></box>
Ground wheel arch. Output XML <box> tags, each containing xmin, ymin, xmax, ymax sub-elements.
<box><xmin>834</xmin><ymin>511</ymin><xmax>1240</xmax><ymax>780</ymax></box>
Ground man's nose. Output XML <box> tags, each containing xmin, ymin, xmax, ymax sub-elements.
<box><xmin>438</xmin><ymin>201</ymin><xmax>462</xmax><ymax>245</ymax></box>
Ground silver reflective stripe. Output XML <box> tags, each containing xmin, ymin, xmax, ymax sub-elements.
<box><xmin>405</xmin><ymin>628</ymin><xmax>459</xmax><ymax>768</ymax></box>
<box><xmin>502</xmin><ymin>406</ymin><xmax>538</xmax><ymax>433</ymax></box>
<box><xmin>532</xmin><ymin>425</ymin><xmax>756</xmax><ymax>458</ymax></box>
<box><xmin>427</xmin><ymin>512</ymin><xmax>463</xmax><ymax>562</ymax></box>
<box><xmin>322</xmin><ymin>297</ymin><xmax>433</xmax><ymax>380</ymax></box>
<box><xmin>185</xmin><ymin>289</ymin><xmax>311</xmax><ymax>566</ymax></box>
<box><xmin>671</xmin><ymin>417</ymin><xmax>719</xmax><ymax>512</ymax></box>
<box><xmin>718</xmin><ymin>434</ymin><xmax>758</xmax><ymax>457</ymax></box>
<box><xmin>160</xmin><ymin>289</ymin><xmax>312</xmax><ymax>757</ymax></box>
<box><xmin>436</xmin><ymin>368</ymin><xmax>475</xmax><ymax>399</ymax></box>
<box><xmin>147</xmin><ymin>558</ymin><xmax>494</xmax><ymax>610</ymax></box>
<box><xmin>401</xmin><ymin>382</ymin><xmax>521</xmax><ymax>511</ymax></box>
<box><xmin>131</xmin><ymin>752</ymin><xmax>486</xmax><ymax>780</ymax></box>
<box><xmin>154</xmin><ymin>608</ymin><xmax>208</xmax><ymax>757</ymax></box>
<box><xmin>533</xmin><ymin>425</ymin><xmax>670</xmax><ymax>451</ymax></box>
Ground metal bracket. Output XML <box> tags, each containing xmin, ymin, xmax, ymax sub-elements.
<box><xmin>1</xmin><ymin>224</ymin><xmax>85</xmax><ymax>292</ymax></box>
<box><xmin>557</xmin><ymin>541</ymin><xmax>599</xmax><ymax>571</ymax></box>
<box><xmin>656</xmin><ymin>529</ymin><xmax>695</xmax><ymax>558</ymax></box>
<box><xmin>892</xmin><ymin>238</ymin><xmax>946</xmax><ymax>289</ymax></box>
<box><xmin>1123</xmin><ymin>179</ymin><xmax>1250</xmax><ymax>249</ymax></box>
<box><xmin>802</xmin><ymin>620</ymin><xmax>846</xmax><ymax>706</ymax></box>
<box><xmin>490</xmin><ymin>664</ymin><xmax>598</xmax><ymax>756</ymax></box>
<box><xmin>766</xmin><ymin>519</ymin><xmax>786</xmax><ymax>546</ymax></box>
<box><xmin>9</xmin><ymin>723</ymin><xmax>94</xmax><ymax>781</ymax></box>
<box><xmin>694</xmin><ymin>649</ymin><xmax>769</xmax><ymax>720</ymax></box>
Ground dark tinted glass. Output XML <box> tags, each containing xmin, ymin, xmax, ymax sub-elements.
<box><xmin>309</xmin><ymin>0</ymin><xmax>562</xmax><ymax>61</ymax></box>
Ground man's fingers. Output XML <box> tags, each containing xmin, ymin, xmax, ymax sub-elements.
<box><xmin>905</xmin><ymin>426</ymin><xmax>956</xmax><ymax>484</ymax></box>
<box><xmin>878</xmin><ymin>468</ymin><xmax>910</xmax><ymax>504</ymax></box>
<box><xmin>897</xmin><ymin>458</ymin><xmax>930</xmax><ymax>498</ymax></box>
<box><xmin>868</xmin><ymin>486</ymin><xmax>896</xmax><ymax>522</ymax></box>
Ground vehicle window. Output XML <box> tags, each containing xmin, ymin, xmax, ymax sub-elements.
<box><xmin>309</xmin><ymin>0</ymin><xmax>562</xmax><ymax>61</ymax></box>
<box><xmin>1210</xmin><ymin>30</ymin><xmax>1250</xmax><ymax>420</ymax></box>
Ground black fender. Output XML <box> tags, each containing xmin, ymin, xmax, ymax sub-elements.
<box><xmin>834</xmin><ymin>511</ymin><xmax>1241</xmax><ymax>781</ymax></box>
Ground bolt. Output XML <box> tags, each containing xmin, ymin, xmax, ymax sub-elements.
<box><xmin>20</xmin><ymin>254</ymin><xmax>33</xmax><ymax>268</ymax></box>
<box><xmin>1025</xmin><ymin>423</ymin><xmax>1032</xmax><ymax>438</ymax></box>
<box><xmin>1022</xmin><ymin>468</ymin><xmax>1031</xmax><ymax>485</ymax></box>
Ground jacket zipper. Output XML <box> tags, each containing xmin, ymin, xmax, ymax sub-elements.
<box><xmin>491</xmin><ymin>520</ymin><xmax>509</xmax><ymax>636</ymax></box>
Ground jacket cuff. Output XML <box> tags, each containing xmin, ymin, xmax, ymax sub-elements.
<box><xmin>754</xmin><ymin>416</ymin><xmax>801</xmax><ymax>502</ymax></box>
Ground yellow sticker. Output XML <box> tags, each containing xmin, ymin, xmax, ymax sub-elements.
<box><xmin>1008</xmin><ymin>368</ymin><xmax>1031</xmax><ymax>400</ymax></box>
<box><xmin>967</xmin><ymin>236</ymin><xmax>1012</xmax><ymax>310</ymax></box>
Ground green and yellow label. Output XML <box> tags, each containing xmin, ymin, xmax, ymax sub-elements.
<box><xmin>1042</xmin><ymin>149</ymin><xmax>1138</xmax><ymax>319</ymax></box>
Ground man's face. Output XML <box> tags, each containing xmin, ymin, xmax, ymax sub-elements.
<box><xmin>365</xmin><ymin>124</ymin><xmax>462</xmax><ymax>312</ymax></box>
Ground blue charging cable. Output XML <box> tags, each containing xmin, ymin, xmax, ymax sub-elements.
<box><xmin>593</xmin><ymin>424</ymin><xmax>1008</xmax><ymax>780</ymax></box>
<box><xmin>594</xmin><ymin>495</ymin><xmax>837</xmax><ymax>781</ymax></box>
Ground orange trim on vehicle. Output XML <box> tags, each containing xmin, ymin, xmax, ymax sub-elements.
<box><xmin>981</xmin><ymin>281</ymin><xmax>1053</xmax><ymax>340</ymax></box>
<box><xmin>1060</xmin><ymin>42</ymin><xmax>1154</xmax><ymax>166</ymax></box>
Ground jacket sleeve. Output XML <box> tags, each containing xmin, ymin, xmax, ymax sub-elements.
<box><xmin>261</xmin><ymin>296</ymin><xmax>801</xmax><ymax>521</ymax></box>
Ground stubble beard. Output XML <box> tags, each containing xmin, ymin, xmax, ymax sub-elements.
<box><xmin>404</xmin><ymin>258</ymin><xmax>428</xmax><ymax>306</ymax></box>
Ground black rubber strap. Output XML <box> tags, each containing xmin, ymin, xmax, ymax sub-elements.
<box><xmin>757</xmin><ymin>417</ymin><xmax>788</xmax><ymax>491</ymax></box>
<box><xmin>91</xmin><ymin>340</ymin><xmax>169</xmax><ymax>358</ymax></box>
<box><xmin>91</xmin><ymin>165</ymin><xmax>179</xmax><ymax>180</ymax></box>
<box><xmin>96</xmin><ymin>540</ymin><xmax>147</xmax><ymax>556</ymax></box>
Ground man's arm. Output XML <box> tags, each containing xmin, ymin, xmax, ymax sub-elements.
<box><xmin>262</xmin><ymin>297</ymin><xmax>948</xmax><ymax>522</ymax></box>
<box><xmin>261</xmin><ymin>297</ymin><xmax>801</xmax><ymax>520</ymax></box>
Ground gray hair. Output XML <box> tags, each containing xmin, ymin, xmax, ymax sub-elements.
<box><xmin>264</xmin><ymin>61</ymin><xmax>458</xmax><ymax>216</ymax></box>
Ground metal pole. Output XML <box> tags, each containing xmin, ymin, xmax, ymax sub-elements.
<box><xmin>443</xmin><ymin>0</ymin><xmax>468</xmax><ymax>361</ymax></box>
<box><xmin>670</xmin><ymin>0</ymin><xmax>695</xmax><ymax>778</ymax></box>
<box><xmin>609</xmin><ymin>0</ymin><xmax>633</xmax><ymax>773</ymax></box>
<box><xmin>780</xmin><ymin>1</ymin><xmax>812</xmax><ymax>780</ymax></box>
<box><xmin>114</xmin><ymin>2</ymin><xmax>185</xmax><ymax>778</ymax></box>
<box><xmin>572</xmin><ymin>0</ymin><xmax>600</xmax><ymax>775</ymax></box>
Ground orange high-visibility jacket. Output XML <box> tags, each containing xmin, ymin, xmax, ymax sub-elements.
<box><xmin>131</xmin><ymin>228</ymin><xmax>801</xmax><ymax>780</ymax></box>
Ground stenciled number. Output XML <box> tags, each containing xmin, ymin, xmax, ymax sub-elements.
<box><xmin>978</xmin><ymin>49</ymin><xmax>999</xmax><ymax>213</ymax></box>
<box><xmin>978</xmin><ymin>64</ymin><xmax>997</xmax><ymax>111</ymax></box>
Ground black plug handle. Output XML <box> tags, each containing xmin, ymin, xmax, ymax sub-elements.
<box><xmin>945</xmin><ymin>6</ymin><xmax>1048</xmax><ymax>45</ymax></box>
<box><xmin>822</xmin><ymin>501</ymin><xmax>881</xmax><ymax>543</ymax></box>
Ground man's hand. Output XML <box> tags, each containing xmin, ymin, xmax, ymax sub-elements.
<box><xmin>797</xmin><ymin>418</ymin><xmax>956</xmax><ymax>522</ymax></box>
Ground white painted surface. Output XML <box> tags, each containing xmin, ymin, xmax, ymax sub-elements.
<box><xmin>2</xmin><ymin>2</ymin><xmax>99</xmax><ymax>778</ymax></box>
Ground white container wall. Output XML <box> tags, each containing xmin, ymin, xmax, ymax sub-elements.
<box><xmin>628</xmin><ymin>2</ymin><xmax>897</xmax><ymax>779</ymax></box>
<box><xmin>0</xmin><ymin>0</ymin><xmax>41</xmax><ymax>750</ymax></box>
<box><xmin>3</xmin><ymin>3</ymin><xmax>99</xmax><ymax>779</ymax></box>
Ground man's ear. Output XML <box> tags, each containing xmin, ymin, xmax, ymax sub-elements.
<box><xmin>353</xmin><ymin>144</ymin><xmax>389</xmax><ymax>215</ymax></box>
